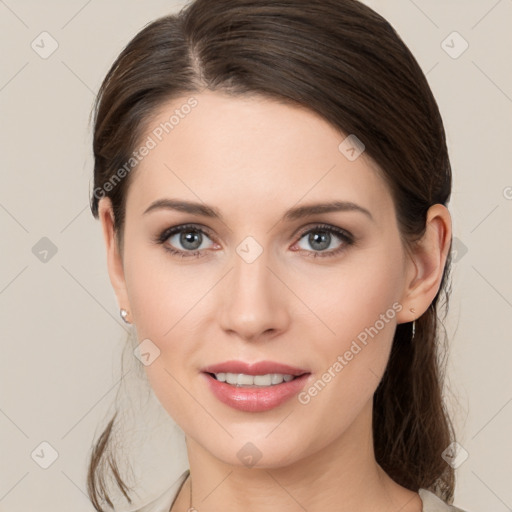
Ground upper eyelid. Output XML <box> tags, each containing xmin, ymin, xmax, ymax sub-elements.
<box><xmin>296</xmin><ymin>223</ymin><xmax>351</xmax><ymax>236</ymax></box>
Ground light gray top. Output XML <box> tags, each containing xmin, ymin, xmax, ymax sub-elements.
<box><xmin>126</xmin><ymin>469</ymin><xmax>468</xmax><ymax>512</ymax></box>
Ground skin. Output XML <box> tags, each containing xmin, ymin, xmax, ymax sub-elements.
<box><xmin>98</xmin><ymin>90</ymin><xmax>451</xmax><ymax>512</ymax></box>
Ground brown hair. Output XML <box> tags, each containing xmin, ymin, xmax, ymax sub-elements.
<box><xmin>88</xmin><ymin>0</ymin><xmax>456</xmax><ymax>509</ymax></box>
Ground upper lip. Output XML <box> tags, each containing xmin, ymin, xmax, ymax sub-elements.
<box><xmin>201</xmin><ymin>360</ymin><xmax>310</xmax><ymax>376</ymax></box>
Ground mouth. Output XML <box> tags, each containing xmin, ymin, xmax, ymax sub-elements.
<box><xmin>200</xmin><ymin>361</ymin><xmax>312</xmax><ymax>412</ymax></box>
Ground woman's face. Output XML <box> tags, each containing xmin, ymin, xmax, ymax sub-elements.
<box><xmin>100</xmin><ymin>90</ymin><xmax>420</xmax><ymax>468</ymax></box>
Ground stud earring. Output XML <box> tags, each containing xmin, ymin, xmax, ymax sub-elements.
<box><xmin>120</xmin><ymin>308</ymin><xmax>131</xmax><ymax>324</ymax></box>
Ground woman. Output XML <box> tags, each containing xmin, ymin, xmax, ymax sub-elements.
<box><xmin>88</xmin><ymin>0</ymin><xmax>468</xmax><ymax>510</ymax></box>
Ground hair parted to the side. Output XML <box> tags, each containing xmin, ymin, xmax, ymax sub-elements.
<box><xmin>88</xmin><ymin>0</ymin><xmax>456</xmax><ymax>509</ymax></box>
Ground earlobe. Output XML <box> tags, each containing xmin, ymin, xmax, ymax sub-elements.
<box><xmin>97</xmin><ymin>197</ymin><xmax>131</xmax><ymax>317</ymax></box>
<box><xmin>397</xmin><ymin>204</ymin><xmax>452</xmax><ymax>323</ymax></box>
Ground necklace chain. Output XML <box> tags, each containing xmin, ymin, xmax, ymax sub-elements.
<box><xmin>188</xmin><ymin>473</ymin><xmax>193</xmax><ymax>511</ymax></box>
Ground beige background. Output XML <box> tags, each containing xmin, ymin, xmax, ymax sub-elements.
<box><xmin>1</xmin><ymin>1</ymin><xmax>511</xmax><ymax>511</ymax></box>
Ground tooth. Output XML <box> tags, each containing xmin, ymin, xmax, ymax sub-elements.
<box><xmin>271</xmin><ymin>373</ymin><xmax>282</xmax><ymax>385</ymax></box>
<box><xmin>226</xmin><ymin>373</ymin><xmax>239</xmax><ymax>385</ymax></box>
<box><xmin>214</xmin><ymin>372</ymin><xmax>296</xmax><ymax>386</ymax></box>
<box><xmin>254</xmin><ymin>374</ymin><xmax>273</xmax><ymax>386</ymax></box>
<box><xmin>238</xmin><ymin>374</ymin><xmax>254</xmax><ymax>386</ymax></box>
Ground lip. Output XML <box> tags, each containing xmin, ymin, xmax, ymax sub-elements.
<box><xmin>200</xmin><ymin>360</ymin><xmax>311</xmax><ymax>413</ymax></box>
<box><xmin>201</xmin><ymin>360</ymin><xmax>309</xmax><ymax>376</ymax></box>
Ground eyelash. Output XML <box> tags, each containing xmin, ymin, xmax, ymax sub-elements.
<box><xmin>153</xmin><ymin>223</ymin><xmax>355</xmax><ymax>259</ymax></box>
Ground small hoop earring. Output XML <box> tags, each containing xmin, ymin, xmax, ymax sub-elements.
<box><xmin>120</xmin><ymin>308</ymin><xmax>131</xmax><ymax>324</ymax></box>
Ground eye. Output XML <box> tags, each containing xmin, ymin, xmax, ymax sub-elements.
<box><xmin>293</xmin><ymin>224</ymin><xmax>354</xmax><ymax>258</ymax></box>
<box><xmin>155</xmin><ymin>224</ymin><xmax>217</xmax><ymax>258</ymax></box>
<box><xmin>154</xmin><ymin>223</ymin><xmax>355</xmax><ymax>259</ymax></box>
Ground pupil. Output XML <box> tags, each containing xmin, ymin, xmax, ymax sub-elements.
<box><xmin>310</xmin><ymin>231</ymin><xmax>330</xmax><ymax>251</ymax></box>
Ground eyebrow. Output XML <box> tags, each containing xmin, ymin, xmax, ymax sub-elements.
<box><xmin>143</xmin><ymin>198</ymin><xmax>374</xmax><ymax>222</ymax></box>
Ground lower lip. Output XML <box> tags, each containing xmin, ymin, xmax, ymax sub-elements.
<box><xmin>202</xmin><ymin>372</ymin><xmax>311</xmax><ymax>412</ymax></box>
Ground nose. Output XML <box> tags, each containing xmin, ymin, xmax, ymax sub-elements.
<box><xmin>218</xmin><ymin>247</ymin><xmax>291</xmax><ymax>342</ymax></box>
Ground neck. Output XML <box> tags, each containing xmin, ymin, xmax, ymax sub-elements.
<box><xmin>173</xmin><ymin>401</ymin><xmax>421</xmax><ymax>512</ymax></box>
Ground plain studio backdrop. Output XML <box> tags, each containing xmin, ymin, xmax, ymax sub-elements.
<box><xmin>0</xmin><ymin>1</ymin><xmax>511</xmax><ymax>511</ymax></box>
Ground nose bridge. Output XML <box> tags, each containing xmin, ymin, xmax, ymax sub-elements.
<box><xmin>219</xmin><ymin>238</ymin><xmax>289</xmax><ymax>339</ymax></box>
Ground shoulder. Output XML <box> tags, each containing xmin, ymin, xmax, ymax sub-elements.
<box><xmin>121</xmin><ymin>469</ymin><xmax>190</xmax><ymax>512</ymax></box>
<box><xmin>419</xmin><ymin>488</ymin><xmax>468</xmax><ymax>512</ymax></box>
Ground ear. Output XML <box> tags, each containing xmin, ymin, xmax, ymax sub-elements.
<box><xmin>97</xmin><ymin>197</ymin><xmax>131</xmax><ymax>321</ymax></box>
<box><xmin>396</xmin><ymin>203</ymin><xmax>452</xmax><ymax>323</ymax></box>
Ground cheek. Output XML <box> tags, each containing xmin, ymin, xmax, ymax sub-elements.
<box><xmin>301</xmin><ymin>250</ymin><xmax>403</xmax><ymax>341</ymax></box>
<box><xmin>123</xmin><ymin>238</ymin><xmax>198</xmax><ymax>338</ymax></box>
<box><xmin>122</xmin><ymin>242</ymin><xmax>211</xmax><ymax>413</ymax></box>
<box><xmin>297</xmin><ymin>247</ymin><xmax>404</xmax><ymax>395</ymax></box>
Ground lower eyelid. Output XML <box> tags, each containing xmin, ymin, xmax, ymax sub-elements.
<box><xmin>165</xmin><ymin>231</ymin><xmax>224</xmax><ymax>256</ymax></box>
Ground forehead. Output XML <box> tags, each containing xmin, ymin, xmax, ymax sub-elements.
<box><xmin>126</xmin><ymin>90</ymin><xmax>394</xmax><ymax>222</ymax></box>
